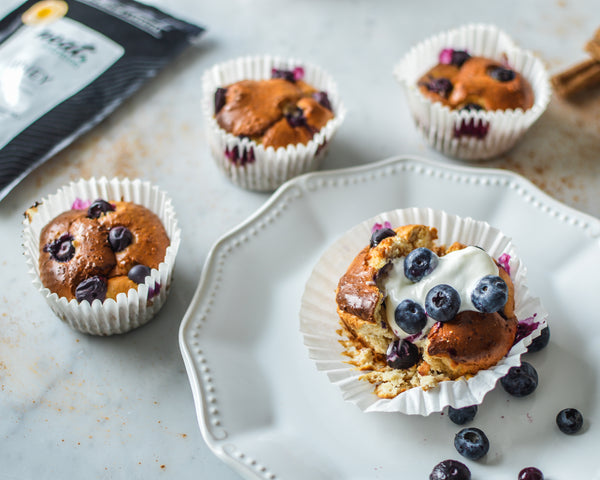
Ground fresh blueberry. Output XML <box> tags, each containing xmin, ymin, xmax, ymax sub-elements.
<box><xmin>386</xmin><ymin>339</ymin><xmax>419</xmax><ymax>369</ymax></box>
<box><xmin>518</xmin><ymin>467</ymin><xmax>544</xmax><ymax>480</ymax></box>
<box><xmin>370</xmin><ymin>228</ymin><xmax>396</xmax><ymax>247</ymax></box>
<box><xmin>271</xmin><ymin>68</ymin><xmax>296</xmax><ymax>82</ymax></box>
<box><xmin>454</xmin><ymin>427</ymin><xmax>489</xmax><ymax>461</ymax></box>
<box><xmin>425</xmin><ymin>284</ymin><xmax>461</xmax><ymax>322</ymax></box>
<box><xmin>459</xmin><ymin>103</ymin><xmax>485</xmax><ymax>112</ymax></box>
<box><xmin>312</xmin><ymin>91</ymin><xmax>332</xmax><ymax>111</ymax></box>
<box><xmin>128</xmin><ymin>264</ymin><xmax>152</xmax><ymax>284</ymax></box>
<box><xmin>44</xmin><ymin>233</ymin><xmax>75</xmax><ymax>262</ymax></box>
<box><xmin>451</xmin><ymin>50</ymin><xmax>471</xmax><ymax>67</ymax></box>
<box><xmin>214</xmin><ymin>87</ymin><xmax>227</xmax><ymax>114</ymax></box>
<box><xmin>527</xmin><ymin>325</ymin><xmax>550</xmax><ymax>353</ymax></box>
<box><xmin>394</xmin><ymin>299</ymin><xmax>427</xmax><ymax>334</ymax></box>
<box><xmin>500</xmin><ymin>362</ymin><xmax>538</xmax><ymax>397</ymax></box>
<box><xmin>429</xmin><ymin>459</ymin><xmax>471</xmax><ymax>480</ymax></box>
<box><xmin>108</xmin><ymin>226</ymin><xmax>133</xmax><ymax>252</ymax></box>
<box><xmin>285</xmin><ymin>107</ymin><xmax>307</xmax><ymax>127</ymax></box>
<box><xmin>404</xmin><ymin>247</ymin><xmax>439</xmax><ymax>282</ymax></box>
<box><xmin>471</xmin><ymin>275</ymin><xmax>508</xmax><ymax>313</ymax></box>
<box><xmin>426</xmin><ymin>77</ymin><xmax>453</xmax><ymax>97</ymax></box>
<box><xmin>75</xmin><ymin>276</ymin><xmax>107</xmax><ymax>303</ymax></box>
<box><xmin>87</xmin><ymin>199</ymin><xmax>115</xmax><ymax>219</ymax></box>
<box><xmin>488</xmin><ymin>66</ymin><xmax>516</xmax><ymax>82</ymax></box>
<box><xmin>448</xmin><ymin>405</ymin><xmax>478</xmax><ymax>425</ymax></box>
<box><xmin>556</xmin><ymin>408</ymin><xmax>583</xmax><ymax>434</ymax></box>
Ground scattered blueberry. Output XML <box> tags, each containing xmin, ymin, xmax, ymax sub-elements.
<box><xmin>394</xmin><ymin>299</ymin><xmax>427</xmax><ymax>334</ymax></box>
<box><xmin>488</xmin><ymin>66</ymin><xmax>516</xmax><ymax>82</ymax></box>
<box><xmin>312</xmin><ymin>91</ymin><xmax>332</xmax><ymax>111</ymax></box>
<box><xmin>459</xmin><ymin>103</ymin><xmax>485</xmax><ymax>112</ymax></box>
<box><xmin>128</xmin><ymin>264</ymin><xmax>152</xmax><ymax>284</ymax></box>
<box><xmin>500</xmin><ymin>362</ymin><xmax>538</xmax><ymax>397</ymax></box>
<box><xmin>451</xmin><ymin>50</ymin><xmax>471</xmax><ymax>67</ymax></box>
<box><xmin>425</xmin><ymin>284</ymin><xmax>461</xmax><ymax>322</ymax></box>
<box><xmin>404</xmin><ymin>247</ymin><xmax>439</xmax><ymax>282</ymax></box>
<box><xmin>44</xmin><ymin>233</ymin><xmax>75</xmax><ymax>262</ymax></box>
<box><xmin>285</xmin><ymin>107</ymin><xmax>307</xmax><ymax>128</ymax></box>
<box><xmin>426</xmin><ymin>77</ymin><xmax>453</xmax><ymax>97</ymax></box>
<box><xmin>214</xmin><ymin>87</ymin><xmax>227</xmax><ymax>114</ymax></box>
<box><xmin>75</xmin><ymin>275</ymin><xmax>107</xmax><ymax>303</ymax></box>
<box><xmin>527</xmin><ymin>325</ymin><xmax>550</xmax><ymax>353</ymax></box>
<box><xmin>108</xmin><ymin>226</ymin><xmax>133</xmax><ymax>252</ymax></box>
<box><xmin>556</xmin><ymin>408</ymin><xmax>583</xmax><ymax>434</ymax></box>
<box><xmin>370</xmin><ymin>228</ymin><xmax>396</xmax><ymax>247</ymax></box>
<box><xmin>271</xmin><ymin>68</ymin><xmax>296</xmax><ymax>82</ymax></box>
<box><xmin>518</xmin><ymin>467</ymin><xmax>544</xmax><ymax>480</ymax></box>
<box><xmin>87</xmin><ymin>199</ymin><xmax>115</xmax><ymax>219</ymax></box>
<box><xmin>429</xmin><ymin>459</ymin><xmax>471</xmax><ymax>480</ymax></box>
<box><xmin>471</xmin><ymin>275</ymin><xmax>508</xmax><ymax>313</ymax></box>
<box><xmin>448</xmin><ymin>405</ymin><xmax>478</xmax><ymax>425</ymax></box>
<box><xmin>454</xmin><ymin>427</ymin><xmax>489</xmax><ymax>461</ymax></box>
<box><xmin>386</xmin><ymin>339</ymin><xmax>419</xmax><ymax>369</ymax></box>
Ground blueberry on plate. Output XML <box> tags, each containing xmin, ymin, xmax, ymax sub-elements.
<box><xmin>556</xmin><ymin>408</ymin><xmax>583</xmax><ymax>434</ymax></box>
<box><xmin>128</xmin><ymin>264</ymin><xmax>152</xmax><ymax>284</ymax></box>
<box><xmin>448</xmin><ymin>405</ymin><xmax>478</xmax><ymax>425</ymax></box>
<box><xmin>454</xmin><ymin>427</ymin><xmax>489</xmax><ymax>461</ymax></box>
<box><xmin>404</xmin><ymin>247</ymin><xmax>439</xmax><ymax>282</ymax></box>
<box><xmin>75</xmin><ymin>276</ymin><xmax>107</xmax><ymax>303</ymax></box>
<box><xmin>471</xmin><ymin>275</ymin><xmax>508</xmax><ymax>313</ymax></box>
<box><xmin>500</xmin><ymin>362</ymin><xmax>538</xmax><ymax>397</ymax></box>
<box><xmin>87</xmin><ymin>199</ymin><xmax>115</xmax><ymax>219</ymax></box>
<box><xmin>386</xmin><ymin>339</ymin><xmax>419</xmax><ymax>370</ymax></box>
<box><xmin>394</xmin><ymin>299</ymin><xmax>427</xmax><ymax>334</ymax></box>
<box><xmin>518</xmin><ymin>467</ymin><xmax>544</xmax><ymax>480</ymax></box>
<box><xmin>425</xmin><ymin>284</ymin><xmax>461</xmax><ymax>322</ymax></box>
<box><xmin>429</xmin><ymin>459</ymin><xmax>471</xmax><ymax>480</ymax></box>
<box><xmin>527</xmin><ymin>325</ymin><xmax>550</xmax><ymax>353</ymax></box>
<box><xmin>370</xmin><ymin>227</ymin><xmax>396</xmax><ymax>247</ymax></box>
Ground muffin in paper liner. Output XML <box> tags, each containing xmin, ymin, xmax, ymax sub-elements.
<box><xmin>22</xmin><ymin>177</ymin><xmax>181</xmax><ymax>336</ymax></box>
<box><xmin>299</xmin><ymin>207</ymin><xmax>548</xmax><ymax>415</ymax></box>
<box><xmin>393</xmin><ymin>24</ymin><xmax>551</xmax><ymax>160</ymax></box>
<box><xmin>202</xmin><ymin>55</ymin><xmax>346</xmax><ymax>191</ymax></box>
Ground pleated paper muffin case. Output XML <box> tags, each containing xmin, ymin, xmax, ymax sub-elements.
<box><xmin>393</xmin><ymin>24</ymin><xmax>551</xmax><ymax>160</ymax></box>
<box><xmin>299</xmin><ymin>207</ymin><xmax>548</xmax><ymax>415</ymax></box>
<box><xmin>202</xmin><ymin>55</ymin><xmax>346</xmax><ymax>191</ymax></box>
<box><xmin>22</xmin><ymin>177</ymin><xmax>181</xmax><ymax>336</ymax></box>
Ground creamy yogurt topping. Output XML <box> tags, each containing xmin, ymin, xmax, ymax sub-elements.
<box><xmin>383</xmin><ymin>246</ymin><xmax>499</xmax><ymax>340</ymax></box>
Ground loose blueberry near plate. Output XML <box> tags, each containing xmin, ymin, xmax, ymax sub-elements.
<box><xmin>404</xmin><ymin>247</ymin><xmax>439</xmax><ymax>282</ymax></box>
<box><xmin>500</xmin><ymin>362</ymin><xmax>538</xmax><ymax>397</ymax></box>
<box><xmin>556</xmin><ymin>408</ymin><xmax>583</xmax><ymax>434</ymax></box>
<box><xmin>527</xmin><ymin>325</ymin><xmax>550</xmax><ymax>353</ymax></box>
<box><xmin>429</xmin><ymin>459</ymin><xmax>471</xmax><ymax>480</ymax></box>
<box><xmin>425</xmin><ymin>284</ymin><xmax>461</xmax><ymax>322</ymax></box>
<box><xmin>448</xmin><ymin>405</ymin><xmax>478</xmax><ymax>425</ymax></box>
<box><xmin>518</xmin><ymin>467</ymin><xmax>544</xmax><ymax>480</ymax></box>
<box><xmin>454</xmin><ymin>427</ymin><xmax>489</xmax><ymax>461</ymax></box>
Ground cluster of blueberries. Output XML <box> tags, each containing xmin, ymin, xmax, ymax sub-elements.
<box><xmin>430</xmin><ymin>325</ymin><xmax>583</xmax><ymax>480</ymax></box>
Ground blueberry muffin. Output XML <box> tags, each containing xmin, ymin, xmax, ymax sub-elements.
<box><xmin>417</xmin><ymin>49</ymin><xmax>534</xmax><ymax>112</ymax></box>
<box><xmin>37</xmin><ymin>198</ymin><xmax>170</xmax><ymax>304</ymax></box>
<box><xmin>336</xmin><ymin>224</ymin><xmax>518</xmax><ymax>398</ymax></box>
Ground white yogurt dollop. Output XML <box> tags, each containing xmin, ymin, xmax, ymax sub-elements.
<box><xmin>383</xmin><ymin>246</ymin><xmax>499</xmax><ymax>339</ymax></box>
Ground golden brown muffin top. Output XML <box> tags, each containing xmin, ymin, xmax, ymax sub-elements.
<box><xmin>417</xmin><ymin>54</ymin><xmax>534</xmax><ymax>111</ymax></box>
<box><xmin>215</xmin><ymin>76</ymin><xmax>334</xmax><ymax>149</ymax></box>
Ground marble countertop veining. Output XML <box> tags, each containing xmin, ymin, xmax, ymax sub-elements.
<box><xmin>1</xmin><ymin>0</ymin><xmax>599</xmax><ymax>478</ymax></box>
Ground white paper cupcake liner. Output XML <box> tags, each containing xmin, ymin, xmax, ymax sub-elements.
<box><xmin>202</xmin><ymin>55</ymin><xmax>346</xmax><ymax>191</ymax></box>
<box><xmin>299</xmin><ymin>207</ymin><xmax>548</xmax><ymax>415</ymax></box>
<box><xmin>393</xmin><ymin>24</ymin><xmax>551</xmax><ymax>160</ymax></box>
<box><xmin>22</xmin><ymin>177</ymin><xmax>181</xmax><ymax>336</ymax></box>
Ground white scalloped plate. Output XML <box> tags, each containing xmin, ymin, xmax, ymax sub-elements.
<box><xmin>179</xmin><ymin>156</ymin><xmax>600</xmax><ymax>480</ymax></box>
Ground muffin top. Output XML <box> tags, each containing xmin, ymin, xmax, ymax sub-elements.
<box><xmin>417</xmin><ymin>49</ymin><xmax>534</xmax><ymax>112</ymax></box>
<box><xmin>214</xmin><ymin>67</ymin><xmax>335</xmax><ymax>149</ymax></box>
<box><xmin>37</xmin><ymin>199</ymin><xmax>169</xmax><ymax>303</ymax></box>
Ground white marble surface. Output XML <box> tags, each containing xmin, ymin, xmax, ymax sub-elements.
<box><xmin>1</xmin><ymin>0</ymin><xmax>599</xmax><ymax>478</ymax></box>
